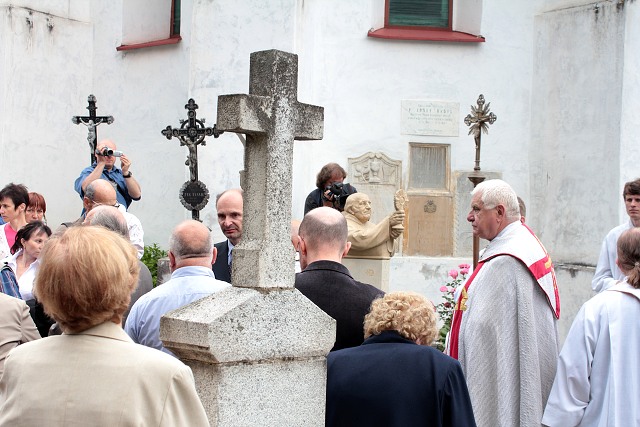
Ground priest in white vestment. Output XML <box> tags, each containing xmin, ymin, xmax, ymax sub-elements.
<box><xmin>543</xmin><ymin>228</ymin><xmax>640</xmax><ymax>427</ymax></box>
<box><xmin>447</xmin><ymin>179</ymin><xmax>561</xmax><ymax>427</ymax></box>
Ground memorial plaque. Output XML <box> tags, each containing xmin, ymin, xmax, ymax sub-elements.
<box><xmin>179</xmin><ymin>180</ymin><xmax>210</xmax><ymax>211</ymax></box>
<box><xmin>401</xmin><ymin>100</ymin><xmax>459</xmax><ymax>137</ymax></box>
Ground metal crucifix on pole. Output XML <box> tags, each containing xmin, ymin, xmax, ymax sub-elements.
<box><xmin>161</xmin><ymin>98</ymin><xmax>224</xmax><ymax>221</ymax></box>
<box><xmin>72</xmin><ymin>94</ymin><xmax>114</xmax><ymax>164</ymax></box>
<box><xmin>464</xmin><ymin>94</ymin><xmax>497</xmax><ymax>268</ymax></box>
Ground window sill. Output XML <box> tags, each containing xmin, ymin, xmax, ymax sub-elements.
<box><xmin>116</xmin><ymin>35</ymin><xmax>182</xmax><ymax>52</ymax></box>
<box><xmin>367</xmin><ymin>28</ymin><xmax>484</xmax><ymax>43</ymax></box>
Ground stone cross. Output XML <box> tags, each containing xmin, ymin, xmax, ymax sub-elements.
<box><xmin>160</xmin><ymin>49</ymin><xmax>334</xmax><ymax>427</ymax></box>
<box><xmin>72</xmin><ymin>94</ymin><xmax>114</xmax><ymax>164</ymax></box>
<box><xmin>217</xmin><ymin>49</ymin><xmax>324</xmax><ymax>288</ymax></box>
<box><xmin>161</xmin><ymin>98</ymin><xmax>223</xmax><ymax>220</ymax></box>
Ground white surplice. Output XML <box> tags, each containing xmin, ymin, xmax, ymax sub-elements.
<box><xmin>542</xmin><ymin>281</ymin><xmax>640</xmax><ymax>427</ymax></box>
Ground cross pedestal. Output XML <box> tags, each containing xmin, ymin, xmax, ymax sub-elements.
<box><xmin>161</xmin><ymin>50</ymin><xmax>334</xmax><ymax>427</ymax></box>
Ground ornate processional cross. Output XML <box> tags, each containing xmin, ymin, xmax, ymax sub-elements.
<box><xmin>72</xmin><ymin>94</ymin><xmax>114</xmax><ymax>164</ymax></box>
<box><xmin>464</xmin><ymin>94</ymin><xmax>497</xmax><ymax>172</ymax></box>
<box><xmin>161</xmin><ymin>98</ymin><xmax>224</xmax><ymax>220</ymax></box>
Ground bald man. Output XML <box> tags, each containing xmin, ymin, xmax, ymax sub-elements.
<box><xmin>295</xmin><ymin>207</ymin><xmax>383</xmax><ymax>351</ymax></box>
<box><xmin>74</xmin><ymin>139</ymin><xmax>142</xmax><ymax>209</ymax></box>
<box><xmin>125</xmin><ymin>220</ymin><xmax>230</xmax><ymax>356</ymax></box>
<box><xmin>59</xmin><ymin>179</ymin><xmax>144</xmax><ymax>258</ymax></box>
<box><xmin>213</xmin><ymin>189</ymin><xmax>243</xmax><ymax>283</ymax></box>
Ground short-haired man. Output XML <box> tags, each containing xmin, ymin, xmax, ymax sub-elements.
<box><xmin>59</xmin><ymin>179</ymin><xmax>144</xmax><ymax>258</ymax></box>
<box><xmin>84</xmin><ymin>205</ymin><xmax>153</xmax><ymax>326</ymax></box>
<box><xmin>592</xmin><ymin>178</ymin><xmax>640</xmax><ymax>292</ymax></box>
<box><xmin>295</xmin><ymin>207</ymin><xmax>383</xmax><ymax>351</ymax></box>
<box><xmin>326</xmin><ymin>292</ymin><xmax>476</xmax><ymax>427</ymax></box>
<box><xmin>74</xmin><ymin>139</ymin><xmax>141</xmax><ymax>210</ymax></box>
<box><xmin>125</xmin><ymin>220</ymin><xmax>230</xmax><ymax>356</ymax></box>
<box><xmin>447</xmin><ymin>179</ymin><xmax>560</xmax><ymax>427</ymax></box>
<box><xmin>212</xmin><ymin>189</ymin><xmax>243</xmax><ymax>283</ymax></box>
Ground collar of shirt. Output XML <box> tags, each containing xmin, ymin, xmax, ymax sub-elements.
<box><xmin>171</xmin><ymin>265</ymin><xmax>217</xmax><ymax>280</ymax></box>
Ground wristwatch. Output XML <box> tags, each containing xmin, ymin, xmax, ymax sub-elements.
<box><xmin>123</xmin><ymin>171</ymin><xmax>133</xmax><ymax>178</ymax></box>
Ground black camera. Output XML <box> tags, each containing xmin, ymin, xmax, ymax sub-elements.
<box><xmin>323</xmin><ymin>182</ymin><xmax>355</xmax><ymax>211</ymax></box>
<box><xmin>97</xmin><ymin>147</ymin><xmax>123</xmax><ymax>157</ymax></box>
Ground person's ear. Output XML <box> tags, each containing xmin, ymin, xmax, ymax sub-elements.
<box><xmin>212</xmin><ymin>246</ymin><xmax>218</xmax><ymax>263</ymax></box>
<box><xmin>168</xmin><ymin>251</ymin><xmax>177</xmax><ymax>270</ymax></box>
<box><xmin>298</xmin><ymin>236</ymin><xmax>308</xmax><ymax>256</ymax></box>
<box><xmin>18</xmin><ymin>203</ymin><xmax>26</xmax><ymax>213</ymax></box>
<box><xmin>495</xmin><ymin>204</ymin><xmax>506</xmax><ymax>219</ymax></box>
<box><xmin>342</xmin><ymin>241</ymin><xmax>352</xmax><ymax>258</ymax></box>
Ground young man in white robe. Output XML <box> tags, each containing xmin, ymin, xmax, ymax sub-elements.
<box><xmin>543</xmin><ymin>227</ymin><xmax>640</xmax><ymax>426</ymax></box>
<box><xmin>591</xmin><ymin>178</ymin><xmax>640</xmax><ymax>292</ymax></box>
<box><xmin>447</xmin><ymin>179</ymin><xmax>560</xmax><ymax>427</ymax></box>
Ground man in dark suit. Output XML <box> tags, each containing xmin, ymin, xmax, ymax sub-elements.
<box><xmin>326</xmin><ymin>291</ymin><xmax>476</xmax><ymax>427</ymax></box>
<box><xmin>212</xmin><ymin>189</ymin><xmax>243</xmax><ymax>283</ymax></box>
<box><xmin>295</xmin><ymin>207</ymin><xmax>383</xmax><ymax>351</ymax></box>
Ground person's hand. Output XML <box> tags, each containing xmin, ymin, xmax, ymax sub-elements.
<box><xmin>120</xmin><ymin>154</ymin><xmax>131</xmax><ymax>174</ymax></box>
<box><xmin>389</xmin><ymin>210</ymin><xmax>405</xmax><ymax>227</ymax></box>
<box><xmin>390</xmin><ymin>227</ymin><xmax>403</xmax><ymax>240</ymax></box>
<box><xmin>95</xmin><ymin>151</ymin><xmax>108</xmax><ymax>168</ymax></box>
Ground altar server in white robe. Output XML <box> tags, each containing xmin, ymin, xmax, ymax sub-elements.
<box><xmin>543</xmin><ymin>227</ymin><xmax>640</xmax><ymax>427</ymax></box>
<box><xmin>447</xmin><ymin>179</ymin><xmax>560</xmax><ymax>427</ymax></box>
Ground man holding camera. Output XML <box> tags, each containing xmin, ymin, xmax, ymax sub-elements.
<box><xmin>304</xmin><ymin>163</ymin><xmax>356</xmax><ymax>215</ymax></box>
<box><xmin>74</xmin><ymin>139</ymin><xmax>142</xmax><ymax>210</ymax></box>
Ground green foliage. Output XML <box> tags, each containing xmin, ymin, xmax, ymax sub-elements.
<box><xmin>433</xmin><ymin>264</ymin><xmax>471</xmax><ymax>352</ymax></box>
<box><xmin>141</xmin><ymin>243</ymin><xmax>168</xmax><ymax>287</ymax></box>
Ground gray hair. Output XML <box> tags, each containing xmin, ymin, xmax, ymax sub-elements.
<box><xmin>84</xmin><ymin>181</ymin><xmax>97</xmax><ymax>201</ymax></box>
<box><xmin>89</xmin><ymin>206</ymin><xmax>130</xmax><ymax>239</ymax></box>
<box><xmin>472</xmin><ymin>179</ymin><xmax>521</xmax><ymax>221</ymax></box>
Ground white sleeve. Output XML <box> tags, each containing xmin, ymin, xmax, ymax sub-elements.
<box><xmin>592</xmin><ymin>237</ymin><xmax>617</xmax><ymax>293</ymax></box>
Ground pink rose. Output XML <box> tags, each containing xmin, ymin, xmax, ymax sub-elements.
<box><xmin>460</xmin><ymin>267</ymin><xmax>470</xmax><ymax>275</ymax></box>
<box><xmin>439</xmin><ymin>286</ymin><xmax>448</xmax><ymax>292</ymax></box>
<box><xmin>447</xmin><ymin>286</ymin><xmax>455</xmax><ymax>293</ymax></box>
<box><xmin>448</xmin><ymin>269</ymin><xmax>458</xmax><ymax>279</ymax></box>
<box><xmin>459</xmin><ymin>263</ymin><xmax>471</xmax><ymax>269</ymax></box>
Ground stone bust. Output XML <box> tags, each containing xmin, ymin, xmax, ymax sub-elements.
<box><xmin>342</xmin><ymin>193</ymin><xmax>405</xmax><ymax>259</ymax></box>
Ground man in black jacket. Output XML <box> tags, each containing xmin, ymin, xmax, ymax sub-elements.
<box><xmin>295</xmin><ymin>207</ymin><xmax>383</xmax><ymax>351</ymax></box>
<box><xmin>212</xmin><ymin>189</ymin><xmax>243</xmax><ymax>283</ymax></box>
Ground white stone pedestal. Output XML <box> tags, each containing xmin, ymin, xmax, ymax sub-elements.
<box><xmin>342</xmin><ymin>258</ymin><xmax>390</xmax><ymax>292</ymax></box>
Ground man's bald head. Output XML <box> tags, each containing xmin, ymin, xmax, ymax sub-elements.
<box><xmin>300</xmin><ymin>207</ymin><xmax>349</xmax><ymax>254</ymax></box>
<box><xmin>84</xmin><ymin>179</ymin><xmax>117</xmax><ymax>213</ymax></box>
<box><xmin>168</xmin><ymin>220</ymin><xmax>215</xmax><ymax>269</ymax></box>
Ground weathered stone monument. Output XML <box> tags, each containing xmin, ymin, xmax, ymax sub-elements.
<box><xmin>160</xmin><ymin>49</ymin><xmax>335</xmax><ymax>426</ymax></box>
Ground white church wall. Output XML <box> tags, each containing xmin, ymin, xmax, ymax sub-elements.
<box><xmin>0</xmin><ymin>5</ymin><xmax>93</xmax><ymax>229</ymax></box>
<box><xmin>531</xmin><ymin>2</ymin><xmax>627</xmax><ymax>264</ymax></box>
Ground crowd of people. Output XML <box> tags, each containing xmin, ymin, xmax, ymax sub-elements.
<box><xmin>0</xmin><ymin>150</ymin><xmax>639</xmax><ymax>426</ymax></box>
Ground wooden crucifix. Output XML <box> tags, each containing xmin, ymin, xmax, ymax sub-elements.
<box><xmin>465</xmin><ymin>94</ymin><xmax>497</xmax><ymax>268</ymax></box>
<box><xmin>217</xmin><ymin>49</ymin><xmax>324</xmax><ymax>289</ymax></box>
<box><xmin>161</xmin><ymin>98</ymin><xmax>223</xmax><ymax>220</ymax></box>
<box><xmin>72</xmin><ymin>94</ymin><xmax>114</xmax><ymax>164</ymax></box>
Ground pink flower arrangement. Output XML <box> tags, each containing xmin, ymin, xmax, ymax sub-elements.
<box><xmin>434</xmin><ymin>264</ymin><xmax>472</xmax><ymax>351</ymax></box>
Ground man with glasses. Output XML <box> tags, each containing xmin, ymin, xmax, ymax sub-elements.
<box><xmin>447</xmin><ymin>179</ymin><xmax>560</xmax><ymax>427</ymax></box>
<box><xmin>74</xmin><ymin>139</ymin><xmax>142</xmax><ymax>210</ymax></box>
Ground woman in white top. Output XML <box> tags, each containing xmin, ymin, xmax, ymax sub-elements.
<box><xmin>3</xmin><ymin>221</ymin><xmax>51</xmax><ymax>302</ymax></box>
<box><xmin>542</xmin><ymin>227</ymin><xmax>640</xmax><ymax>426</ymax></box>
<box><xmin>0</xmin><ymin>183</ymin><xmax>29</xmax><ymax>260</ymax></box>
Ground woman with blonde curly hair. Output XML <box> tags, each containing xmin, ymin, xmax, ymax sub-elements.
<box><xmin>0</xmin><ymin>226</ymin><xmax>209</xmax><ymax>426</ymax></box>
<box><xmin>326</xmin><ymin>291</ymin><xmax>476</xmax><ymax>427</ymax></box>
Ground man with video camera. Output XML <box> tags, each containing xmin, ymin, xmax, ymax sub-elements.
<box><xmin>304</xmin><ymin>163</ymin><xmax>357</xmax><ymax>215</ymax></box>
<box><xmin>75</xmin><ymin>139</ymin><xmax>142</xmax><ymax>210</ymax></box>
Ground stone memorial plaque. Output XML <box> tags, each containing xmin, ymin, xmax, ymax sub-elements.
<box><xmin>179</xmin><ymin>180</ymin><xmax>210</xmax><ymax>211</ymax></box>
<box><xmin>401</xmin><ymin>100</ymin><xmax>459</xmax><ymax>137</ymax></box>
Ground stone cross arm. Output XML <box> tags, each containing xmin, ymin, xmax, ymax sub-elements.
<box><xmin>217</xmin><ymin>94</ymin><xmax>323</xmax><ymax>141</ymax></box>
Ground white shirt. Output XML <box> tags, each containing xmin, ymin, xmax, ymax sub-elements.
<box><xmin>2</xmin><ymin>249</ymin><xmax>40</xmax><ymax>301</ymax></box>
<box><xmin>123</xmin><ymin>211</ymin><xmax>144</xmax><ymax>259</ymax></box>
<box><xmin>542</xmin><ymin>281</ymin><xmax>640</xmax><ymax>427</ymax></box>
<box><xmin>592</xmin><ymin>220</ymin><xmax>634</xmax><ymax>292</ymax></box>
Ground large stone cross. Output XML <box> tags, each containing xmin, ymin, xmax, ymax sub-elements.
<box><xmin>217</xmin><ymin>49</ymin><xmax>324</xmax><ymax>288</ymax></box>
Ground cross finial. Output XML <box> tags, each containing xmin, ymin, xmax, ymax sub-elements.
<box><xmin>464</xmin><ymin>94</ymin><xmax>497</xmax><ymax>171</ymax></box>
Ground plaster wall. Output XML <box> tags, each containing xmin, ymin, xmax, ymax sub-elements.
<box><xmin>530</xmin><ymin>2</ymin><xmax>627</xmax><ymax>264</ymax></box>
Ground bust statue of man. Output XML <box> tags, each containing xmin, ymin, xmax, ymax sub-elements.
<box><xmin>342</xmin><ymin>193</ymin><xmax>405</xmax><ymax>259</ymax></box>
